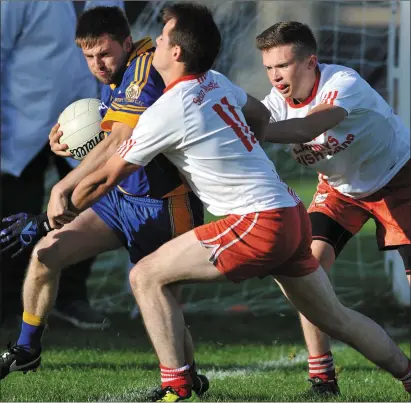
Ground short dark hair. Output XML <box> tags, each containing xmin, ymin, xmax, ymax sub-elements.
<box><xmin>256</xmin><ymin>21</ymin><xmax>317</xmax><ymax>59</ymax></box>
<box><xmin>75</xmin><ymin>6</ymin><xmax>130</xmax><ymax>48</ymax></box>
<box><xmin>161</xmin><ymin>2</ymin><xmax>221</xmax><ymax>74</ymax></box>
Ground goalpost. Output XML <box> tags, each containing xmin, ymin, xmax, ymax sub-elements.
<box><xmin>385</xmin><ymin>0</ymin><xmax>410</xmax><ymax>307</ymax></box>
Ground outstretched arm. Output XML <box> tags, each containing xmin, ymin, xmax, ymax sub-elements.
<box><xmin>70</xmin><ymin>153</ymin><xmax>140</xmax><ymax>213</ymax></box>
<box><xmin>263</xmin><ymin>103</ymin><xmax>347</xmax><ymax>144</ymax></box>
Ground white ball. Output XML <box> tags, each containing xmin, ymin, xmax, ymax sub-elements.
<box><xmin>58</xmin><ymin>98</ymin><xmax>106</xmax><ymax>161</ymax></box>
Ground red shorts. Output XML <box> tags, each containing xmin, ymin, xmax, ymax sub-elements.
<box><xmin>194</xmin><ymin>202</ymin><xmax>319</xmax><ymax>283</ymax></box>
<box><xmin>308</xmin><ymin>159</ymin><xmax>411</xmax><ymax>250</ymax></box>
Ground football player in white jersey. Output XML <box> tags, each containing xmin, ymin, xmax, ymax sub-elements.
<box><xmin>54</xmin><ymin>4</ymin><xmax>409</xmax><ymax>401</ymax></box>
<box><xmin>255</xmin><ymin>21</ymin><xmax>411</xmax><ymax>395</ymax></box>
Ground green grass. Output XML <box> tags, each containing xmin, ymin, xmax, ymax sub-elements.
<box><xmin>0</xmin><ymin>314</ymin><xmax>409</xmax><ymax>401</ymax></box>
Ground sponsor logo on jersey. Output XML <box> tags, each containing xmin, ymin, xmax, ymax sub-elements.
<box><xmin>193</xmin><ymin>80</ymin><xmax>220</xmax><ymax>105</ymax></box>
<box><xmin>293</xmin><ymin>134</ymin><xmax>355</xmax><ymax>166</ymax></box>
<box><xmin>113</xmin><ymin>97</ymin><xmax>146</xmax><ymax>107</ymax></box>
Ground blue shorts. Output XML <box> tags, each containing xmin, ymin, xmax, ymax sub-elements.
<box><xmin>92</xmin><ymin>190</ymin><xmax>204</xmax><ymax>263</ymax></box>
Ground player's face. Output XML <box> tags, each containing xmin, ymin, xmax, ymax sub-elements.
<box><xmin>261</xmin><ymin>44</ymin><xmax>317</xmax><ymax>100</ymax></box>
<box><xmin>153</xmin><ymin>19</ymin><xmax>178</xmax><ymax>73</ymax></box>
<box><xmin>82</xmin><ymin>34</ymin><xmax>131</xmax><ymax>84</ymax></box>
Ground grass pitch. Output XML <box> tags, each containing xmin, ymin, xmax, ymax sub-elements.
<box><xmin>0</xmin><ymin>313</ymin><xmax>409</xmax><ymax>402</ymax></box>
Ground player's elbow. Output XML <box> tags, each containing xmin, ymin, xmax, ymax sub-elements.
<box><xmin>105</xmin><ymin>163</ymin><xmax>132</xmax><ymax>190</ymax></box>
<box><xmin>86</xmin><ymin>171</ymin><xmax>116</xmax><ymax>198</ymax></box>
<box><xmin>248</xmin><ymin>119</ymin><xmax>267</xmax><ymax>143</ymax></box>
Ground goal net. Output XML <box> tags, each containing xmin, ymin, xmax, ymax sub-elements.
<box><xmin>80</xmin><ymin>0</ymin><xmax>409</xmax><ymax>315</ymax></box>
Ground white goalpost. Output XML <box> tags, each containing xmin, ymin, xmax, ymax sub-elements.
<box><xmin>385</xmin><ymin>0</ymin><xmax>410</xmax><ymax>307</ymax></box>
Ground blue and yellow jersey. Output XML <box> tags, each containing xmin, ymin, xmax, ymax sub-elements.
<box><xmin>100</xmin><ymin>37</ymin><xmax>187</xmax><ymax>198</ymax></box>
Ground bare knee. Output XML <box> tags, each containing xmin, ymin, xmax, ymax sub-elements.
<box><xmin>29</xmin><ymin>242</ymin><xmax>61</xmax><ymax>283</ymax></box>
<box><xmin>129</xmin><ymin>263</ymin><xmax>143</xmax><ymax>294</ymax></box>
<box><xmin>311</xmin><ymin>240</ymin><xmax>336</xmax><ymax>272</ymax></box>
<box><xmin>33</xmin><ymin>234</ymin><xmax>65</xmax><ymax>271</ymax></box>
<box><xmin>129</xmin><ymin>255</ymin><xmax>158</xmax><ymax>295</ymax></box>
<box><xmin>129</xmin><ymin>253</ymin><xmax>175</xmax><ymax>299</ymax></box>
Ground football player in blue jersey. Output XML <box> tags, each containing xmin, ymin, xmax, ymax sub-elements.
<box><xmin>0</xmin><ymin>6</ymin><xmax>208</xmax><ymax>396</ymax></box>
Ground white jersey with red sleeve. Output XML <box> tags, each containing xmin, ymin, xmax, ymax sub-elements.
<box><xmin>119</xmin><ymin>70</ymin><xmax>298</xmax><ymax>216</ymax></box>
<box><xmin>262</xmin><ymin>63</ymin><xmax>410</xmax><ymax>199</ymax></box>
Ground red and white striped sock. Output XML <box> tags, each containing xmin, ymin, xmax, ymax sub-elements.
<box><xmin>308</xmin><ymin>351</ymin><xmax>336</xmax><ymax>382</ymax></box>
<box><xmin>398</xmin><ymin>361</ymin><xmax>411</xmax><ymax>393</ymax></box>
<box><xmin>160</xmin><ymin>364</ymin><xmax>192</xmax><ymax>398</ymax></box>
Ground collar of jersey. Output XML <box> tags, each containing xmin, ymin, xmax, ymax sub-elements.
<box><xmin>286</xmin><ymin>66</ymin><xmax>321</xmax><ymax>109</ymax></box>
<box><xmin>109</xmin><ymin>37</ymin><xmax>154</xmax><ymax>90</ymax></box>
<box><xmin>163</xmin><ymin>72</ymin><xmax>207</xmax><ymax>93</ymax></box>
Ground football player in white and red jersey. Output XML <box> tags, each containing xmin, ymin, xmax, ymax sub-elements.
<box><xmin>256</xmin><ymin>21</ymin><xmax>411</xmax><ymax>395</ymax></box>
<box><xmin>55</xmin><ymin>4</ymin><xmax>410</xmax><ymax>400</ymax></box>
